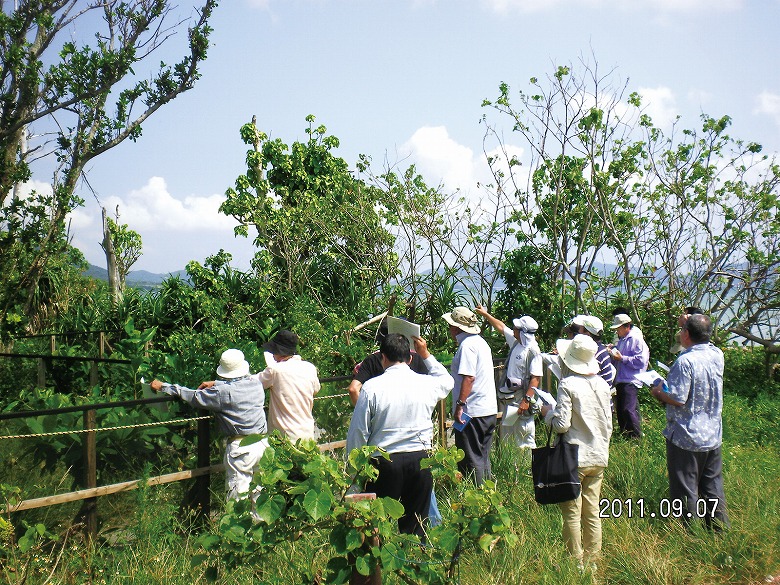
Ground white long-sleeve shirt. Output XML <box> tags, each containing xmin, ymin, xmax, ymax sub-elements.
<box><xmin>544</xmin><ymin>373</ymin><xmax>613</xmax><ymax>468</ymax></box>
<box><xmin>346</xmin><ymin>355</ymin><xmax>454</xmax><ymax>456</ymax></box>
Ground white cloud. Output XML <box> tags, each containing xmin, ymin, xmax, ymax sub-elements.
<box><xmin>101</xmin><ymin>176</ymin><xmax>238</xmax><ymax>233</ymax></box>
<box><xmin>400</xmin><ymin>126</ymin><xmax>480</xmax><ymax>193</ymax></box>
<box><xmin>11</xmin><ymin>179</ymin><xmax>52</xmax><ymax>200</ymax></box>
<box><xmin>755</xmin><ymin>91</ymin><xmax>780</xmax><ymax>127</ymax></box>
<box><xmin>637</xmin><ymin>86</ymin><xmax>678</xmax><ymax>129</ymax></box>
<box><xmin>687</xmin><ymin>88</ymin><xmax>713</xmax><ymax>110</ymax></box>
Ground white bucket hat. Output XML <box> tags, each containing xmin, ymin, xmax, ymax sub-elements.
<box><xmin>610</xmin><ymin>313</ymin><xmax>632</xmax><ymax>329</ymax></box>
<box><xmin>556</xmin><ymin>334</ymin><xmax>599</xmax><ymax>375</ymax></box>
<box><xmin>216</xmin><ymin>348</ymin><xmax>250</xmax><ymax>379</ymax></box>
<box><xmin>442</xmin><ymin>306</ymin><xmax>481</xmax><ymax>334</ymax></box>
<box><xmin>511</xmin><ymin>315</ymin><xmax>538</xmax><ymax>333</ymax></box>
<box><xmin>581</xmin><ymin>315</ymin><xmax>604</xmax><ymax>336</ymax></box>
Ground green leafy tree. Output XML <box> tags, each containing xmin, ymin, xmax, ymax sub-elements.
<box><xmin>221</xmin><ymin>115</ymin><xmax>396</xmax><ymax>314</ymax></box>
<box><xmin>482</xmin><ymin>61</ymin><xmax>645</xmax><ymax>318</ymax></box>
<box><xmin>482</xmin><ymin>60</ymin><xmax>780</xmax><ymax>364</ymax></box>
<box><xmin>494</xmin><ymin>245</ymin><xmax>573</xmax><ymax>349</ymax></box>
<box><xmin>0</xmin><ymin>0</ymin><xmax>217</xmax><ymax>334</ymax></box>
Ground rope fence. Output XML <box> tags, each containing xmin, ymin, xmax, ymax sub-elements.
<box><xmin>0</xmin><ymin>415</ymin><xmax>211</xmax><ymax>441</ymax></box>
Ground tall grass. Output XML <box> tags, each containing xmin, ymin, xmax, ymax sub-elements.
<box><xmin>2</xmin><ymin>394</ymin><xmax>778</xmax><ymax>584</ymax></box>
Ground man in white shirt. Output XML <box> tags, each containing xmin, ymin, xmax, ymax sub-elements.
<box><xmin>256</xmin><ymin>330</ymin><xmax>321</xmax><ymax>442</ymax></box>
<box><xmin>442</xmin><ymin>306</ymin><xmax>498</xmax><ymax>485</ymax></box>
<box><xmin>346</xmin><ymin>334</ymin><xmax>454</xmax><ymax>537</ymax></box>
<box><xmin>475</xmin><ymin>306</ymin><xmax>542</xmax><ymax>448</ymax></box>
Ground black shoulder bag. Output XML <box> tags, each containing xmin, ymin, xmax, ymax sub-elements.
<box><xmin>531</xmin><ymin>425</ymin><xmax>581</xmax><ymax>505</ymax></box>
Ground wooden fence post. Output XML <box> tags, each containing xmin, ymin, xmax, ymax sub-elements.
<box><xmin>345</xmin><ymin>493</ymin><xmax>381</xmax><ymax>585</ymax></box>
<box><xmin>36</xmin><ymin>358</ymin><xmax>46</xmax><ymax>388</ymax></box>
<box><xmin>83</xmin><ymin>408</ymin><xmax>98</xmax><ymax>541</ymax></box>
<box><xmin>437</xmin><ymin>400</ymin><xmax>447</xmax><ymax>449</ymax></box>
<box><xmin>192</xmin><ymin>413</ymin><xmax>211</xmax><ymax>520</ymax></box>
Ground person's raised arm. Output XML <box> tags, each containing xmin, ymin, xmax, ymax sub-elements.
<box><xmin>474</xmin><ymin>305</ymin><xmax>506</xmax><ymax>335</ymax></box>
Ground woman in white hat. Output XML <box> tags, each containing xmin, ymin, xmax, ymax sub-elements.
<box><xmin>540</xmin><ymin>334</ymin><xmax>613</xmax><ymax>569</ymax></box>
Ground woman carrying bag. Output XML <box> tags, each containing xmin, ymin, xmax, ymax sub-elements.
<box><xmin>540</xmin><ymin>334</ymin><xmax>613</xmax><ymax>569</ymax></box>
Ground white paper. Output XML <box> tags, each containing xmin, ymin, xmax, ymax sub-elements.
<box><xmin>635</xmin><ymin>369</ymin><xmax>665</xmax><ymax>387</ymax></box>
<box><xmin>656</xmin><ymin>361</ymin><xmax>670</xmax><ymax>373</ymax></box>
<box><xmin>534</xmin><ymin>388</ymin><xmax>557</xmax><ymax>410</ymax></box>
<box><xmin>386</xmin><ymin>316</ymin><xmax>421</xmax><ymax>345</ymax></box>
<box><xmin>502</xmin><ymin>403</ymin><xmax>520</xmax><ymax>427</ymax></box>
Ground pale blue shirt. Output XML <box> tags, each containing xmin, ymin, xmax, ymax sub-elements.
<box><xmin>451</xmin><ymin>332</ymin><xmax>498</xmax><ymax>418</ymax></box>
<box><xmin>162</xmin><ymin>376</ymin><xmax>267</xmax><ymax>437</ymax></box>
<box><xmin>663</xmin><ymin>342</ymin><xmax>724</xmax><ymax>451</ymax></box>
<box><xmin>346</xmin><ymin>356</ymin><xmax>454</xmax><ymax>456</ymax></box>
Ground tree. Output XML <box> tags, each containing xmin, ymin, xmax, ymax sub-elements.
<box><xmin>100</xmin><ymin>206</ymin><xmax>142</xmax><ymax>305</ymax></box>
<box><xmin>370</xmin><ymin>161</ymin><xmax>516</xmax><ymax>342</ymax></box>
<box><xmin>481</xmin><ymin>59</ymin><xmax>780</xmax><ymax>362</ymax></box>
<box><xmin>0</xmin><ymin>0</ymin><xmax>217</xmax><ymax>334</ymax></box>
<box><xmin>481</xmin><ymin>61</ymin><xmax>644</xmax><ymax>318</ymax></box>
<box><xmin>221</xmin><ymin>115</ymin><xmax>396</xmax><ymax>313</ymax></box>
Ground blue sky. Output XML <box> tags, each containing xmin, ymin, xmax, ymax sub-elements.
<box><xmin>50</xmin><ymin>0</ymin><xmax>780</xmax><ymax>273</ymax></box>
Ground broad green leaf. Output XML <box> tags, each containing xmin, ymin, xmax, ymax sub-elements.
<box><xmin>303</xmin><ymin>487</ymin><xmax>333</xmax><ymax>521</ymax></box>
<box><xmin>380</xmin><ymin>497</ymin><xmax>405</xmax><ymax>520</ymax></box>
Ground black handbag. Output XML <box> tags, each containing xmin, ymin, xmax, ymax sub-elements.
<box><xmin>531</xmin><ymin>427</ymin><xmax>581</xmax><ymax>505</ymax></box>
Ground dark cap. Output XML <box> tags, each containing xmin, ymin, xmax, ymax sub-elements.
<box><xmin>262</xmin><ymin>330</ymin><xmax>299</xmax><ymax>356</ymax></box>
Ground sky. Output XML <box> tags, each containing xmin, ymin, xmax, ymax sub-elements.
<box><xmin>41</xmin><ymin>0</ymin><xmax>780</xmax><ymax>274</ymax></box>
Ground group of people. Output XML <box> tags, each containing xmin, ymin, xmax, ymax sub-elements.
<box><xmin>150</xmin><ymin>330</ymin><xmax>320</xmax><ymax>499</ymax></box>
<box><xmin>151</xmin><ymin>302</ymin><xmax>729</xmax><ymax>568</ymax></box>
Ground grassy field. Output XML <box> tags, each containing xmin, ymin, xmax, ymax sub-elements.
<box><xmin>2</xmin><ymin>391</ymin><xmax>779</xmax><ymax>584</ymax></box>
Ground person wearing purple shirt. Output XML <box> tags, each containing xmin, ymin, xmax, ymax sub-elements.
<box><xmin>608</xmin><ymin>313</ymin><xmax>649</xmax><ymax>438</ymax></box>
<box><xmin>651</xmin><ymin>313</ymin><xmax>728</xmax><ymax>529</ymax></box>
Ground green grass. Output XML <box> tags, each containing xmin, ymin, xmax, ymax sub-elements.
<box><xmin>2</xmin><ymin>394</ymin><xmax>779</xmax><ymax>584</ymax></box>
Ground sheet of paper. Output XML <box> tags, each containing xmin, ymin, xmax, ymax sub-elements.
<box><xmin>656</xmin><ymin>361</ymin><xmax>670</xmax><ymax>373</ymax></box>
<box><xmin>386</xmin><ymin>316</ymin><xmax>421</xmax><ymax>345</ymax></box>
<box><xmin>636</xmin><ymin>369</ymin><xmax>665</xmax><ymax>387</ymax></box>
<box><xmin>535</xmin><ymin>388</ymin><xmax>557</xmax><ymax>410</ymax></box>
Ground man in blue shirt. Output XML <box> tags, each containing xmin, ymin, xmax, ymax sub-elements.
<box><xmin>651</xmin><ymin>314</ymin><xmax>729</xmax><ymax>529</ymax></box>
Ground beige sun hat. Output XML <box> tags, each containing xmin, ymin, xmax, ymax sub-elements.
<box><xmin>442</xmin><ymin>306</ymin><xmax>481</xmax><ymax>334</ymax></box>
<box><xmin>216</xmin><ymin>348</ymin><xmax>250</xmax><ymax>379</ymax></box>
<box><xmin>556</xmin><ymin>334</ymin><xmax>599</xmax><ymax>375</ymax></box>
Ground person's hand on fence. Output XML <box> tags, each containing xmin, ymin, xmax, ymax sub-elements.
<box><xmin>150</xmin><ymin>379</ymin><xmax>164</xmax><ymax>392</ymax></box>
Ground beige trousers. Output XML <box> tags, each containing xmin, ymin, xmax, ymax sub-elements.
<box><xmin>558</xmin><ymin>465</ymin><xmax>605</xmax><ymax>563</ymax></box>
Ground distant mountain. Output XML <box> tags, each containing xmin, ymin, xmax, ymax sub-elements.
<box><xmin>83</xmin><ymin>264</ymin><xmax>188</xmax><ymax>290</ymax></box>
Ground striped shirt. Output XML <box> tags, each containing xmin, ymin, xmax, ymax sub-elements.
<box><xmin>595</xmin><ymin>342</ymin><xmax>616</xmax><ymax>387</ymax></box>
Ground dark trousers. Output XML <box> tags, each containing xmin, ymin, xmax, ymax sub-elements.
<box><xmin>454</xmin><ymin>414</ymin><xmax>497</xmax><ymax>486</ymax></box>
<box><xmin>615</xmin><ymin>382</ymin><xmax>642</xmax><ymax>438</ymax></box>
<box><xmin>666</xmin><ymin>439</ymin><xmax>729</xmax><ymax>529</ymax></box>
<box><xmin>366</xmin><ymin>450</ymin><xmax>432</xmax><ymax>538</ymax></box>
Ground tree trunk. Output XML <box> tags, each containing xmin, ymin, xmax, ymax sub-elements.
<box><xmin>102</xmin><ymin>208</ymin><xmax>122</xmax><ymax>305</ymax></box>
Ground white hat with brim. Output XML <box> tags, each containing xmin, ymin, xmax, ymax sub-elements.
<box><xmin>442</xmin><ymin>306</ymin><xmax>481</xmax><ymax>334</ymax></box>
<box><xmin>610</xmin><ymin>313</ymin><xmax>632</xmax><ymax>329</ymax></box>
<box><xmin>581</xmin><ymin>315</ymin><xmax>604</xmax><ymax>336</ymax></box>
<box><xmin>512</xmin><ymin>315</ymin><xmax>539</xmax><ymax>333</ymax></box>
<box><xmin>556</xmin><ymin>335</ymin><xmax>599</xmax><ymax>375</ymax></box>
<box><xmin>216</xmin><ymin>348</ymin><xmax>250</xmax><ymax>379</ymax></box>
